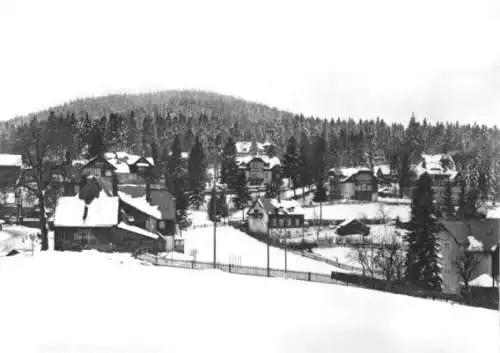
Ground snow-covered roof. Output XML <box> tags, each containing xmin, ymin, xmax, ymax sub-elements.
<box><xmin>466</xmin><ymin>236</ymin><xmax>484</xmax><ymax>251</ymax></box>
<box><xmin>373</xmin><ymin>164</ymin><xmax>391</xmax><ymax>176</ymax></box>
<box><xmin>236</xmin><ymin>155</ymin><xmax>281</xmax><ymax>169</ymax></box>
<box><xmin>414</xmin><ymin>154</ymin><xmax>457</xmax><ymax>178</ymax></box>
<box><xmin>103</xmin><ymin>152</ymin><xmax>155</xmax><ymax>173</ymax></box>
<box><xmin>118</xmin><ymin>190</ymin><xmax>175</xmax><ymax>220</ymax></box>
<box><xmin>54</xmin><ymin>191</ymin><xmax>119</xmax><ymax>227</ymax></box>
<box><xmin>487</xmin><ymin>207</ymin><xmax>500</xmax><ymax>219</ymax></box>
<box><xmin>0</xmin><ymin>154</ymin><xmax>22</xmax><ymax>167</ymax></box>
<box><xmin>250</xmin><ymin>198</ymin><xmax>304</xmax><ymax>216</ymax></box>
<box><xmin>333</xmin><ymin>167</ymin><xmax>373</xmax><ymax>182</ymax></box>
<box><xmin>463</xmin><ymin>273</ymin><xmax>497</xmax><ymax>288</ymax></box>
<box><xmin>270</xmin><ymin>199</ymin><xmax>305</xmax><ymax>215</ymax></box>
<box><xmin>117</xmin><ymin>222</ymin><xmax>159</xmax><ymax>239</ymax></box>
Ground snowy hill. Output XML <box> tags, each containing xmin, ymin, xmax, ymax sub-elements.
<box><xmin>0</xmin><ymin>251</ymin><xmax>497</xmax><ymax>353</ymax></box>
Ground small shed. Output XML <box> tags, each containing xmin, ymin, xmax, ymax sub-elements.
<box><xmin>336</xmin><ymin>219</ymin><xmax>370</xmax><ymax>236</ymax></box>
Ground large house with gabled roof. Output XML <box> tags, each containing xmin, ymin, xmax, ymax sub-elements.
<box><xmin>53</xmin><ymin>176</ymin><xmax>180</xmax><ymax>253</ymax></box>
<box><xmin>438</xmin><ymin>219</ymin><xmax>499</xmax><ymax>294</ymax></box>
<box><xmin>247</xmin><ymin>197</ymin><xmax>305</xmax><ymax>239</ymax></box>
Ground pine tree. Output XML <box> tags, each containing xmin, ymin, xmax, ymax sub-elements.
<box><xmin>399</xmin><ymin>150</ymin><xmax>411</xmax><ymax>198</ymax></box>
<box><xmin>207</xmin><ymin>188</ymin><xmax>229</xmax><ymax>222</ymax></box>
<box><xmin>187</xmin><ymin>137</ymin><xmax>206</xmax><ymax>191</ymax></box>
<box><xmin>232</xmin><ymin>172</ymin><xmax>252</xmax><ymax>221</ymax></box>
<box><xmin>405</xmin><ymin>173</ymin><xmax>442</xmax><ymax>290</ymax></box>
<box><xmin>220</xmin><ymin>137</ymin><xmax>239</xmax><ymax>188</ymax></box>
<box><xmin>442</xmin><ymin>180</ymin><xmax>455</xmax><ymax>219</ymax></box>
<box><xmin>88</xmin><ymin>126</ymin><xmax>105</xmax><ymax>158</ymax></box>
<box><xmin>174</xmin><ymin>180</ymin><xmax>189</xmax><ymax>228</ymax></box>
<box><xmin>265</xmin><ymin>182</ymin><xmax>278</xmax><ymax>199</ymax></box>
<box><xmin>313</xmin><ymin>178</ymin><xmax>327</xmax><ymax>224</ymax></box>
<box><xmin>282</xmin><ymin>137</ymin><xmax>301</xmax><ymax>196</ymax></box>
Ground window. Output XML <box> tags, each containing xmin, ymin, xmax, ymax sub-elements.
<box><xmin>105</xmin><ymin>170</ymin><xmax>112</xmax><ymax>177</ymax></box>
<box><xmin>158</xmin><ymin>220</ymin><xmax>166</xmax><ymax>230</ymax></box>
<box><xmin>286</xmin><ymin>217</ymin><xmax>292</xmax><ymax>227</ymax></box>
<box><xmin>271</xmin><ymin>217</ymin><xmax>277</xmax><ymax>228</ymax></box>
<box><xmin>278</xmin><ymin>217</ymin><xmax>285</xmax><ymax>228</ymax></box>
<box><xmin>295</xmin><ymin>217</ymin><xmax>301</xmax><ymax>227</ymax></box>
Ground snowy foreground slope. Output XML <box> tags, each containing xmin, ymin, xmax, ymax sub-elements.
<box><xmin>0</xmin><ymin>251</ymin><xmax>498</xmax><ymax>353</ymax></box>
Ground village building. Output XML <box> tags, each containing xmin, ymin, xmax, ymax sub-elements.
<box><xmin>247</xmin><ymin>197</ymin><xmax>305</xmax><ymax>239</ymax></box>
<box><xmin>335</xmin><ymin>219</ymin><xmax>370</xmax><ymax>236</ymax></box>
<box><xmin>53</xmin><ymin>176</ymin><xmax>180</xmax><ymax>253</ymax></box>
<box><xmin>0</xmin><ymin>154</ymin><xmax>22</xmax><ymax>187</ymax></box>
<box><xmin>328</xmin><ymin>167</ymin><xmax>378</xmax><ymax>201</ymax></box>
<box><xmin>236</xmin><ymin>155</ymin><xmax>281</xmax><ymax>187</ymax></box>
<box><xmin>411</xmin><ymin>153</ymin><xmax>463</xmax><ymax>202</ymax></box>
<box><xmin>80</xmin><ymin>152</ymin><xmax>155</xmax><ymax>183</ymax></box>
<box><xmin>438</xmin><ymin>219</ymin><xmax>499</xmax><ymax>294</ymax></box>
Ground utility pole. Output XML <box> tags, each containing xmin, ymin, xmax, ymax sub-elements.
<box><xmin>213</xmin><ymin>162</ymin><xmax>217</xmax><ymax>269</ymax></box>
<box><xmin>267</xmin><ymin>224</ymin><xmax>270</xmax><ymax>277</ymax></box>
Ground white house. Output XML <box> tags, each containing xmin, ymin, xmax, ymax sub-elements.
<box><xmin>236</xmin><ymin>155</ymin><xmax>281</xmax><ymax>187</ymax></box>
<box><xmin>329</xmin><ymin>167</ymin><xmax>377</xmax><ymax>201</ymax></box>
<box><xmin>438</xmin><ymin>219</ymin><xmax>499</xmax><ymax>294</ymax></box>
<box><xmin>247</xmin><ymin>198</ymin><xmax>305</xmax><ymax>239</ymax></box>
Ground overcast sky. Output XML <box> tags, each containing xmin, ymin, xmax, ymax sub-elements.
<box><xmin>1</xmin><ymin>0</ymin><xmax>499</xmax><ymax>126</ymax></box>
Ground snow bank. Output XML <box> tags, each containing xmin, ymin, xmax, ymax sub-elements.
<box><xmin>0</xmin><ymin>251</ymin><xmax>497</xmax><ymax>353</ymax></box>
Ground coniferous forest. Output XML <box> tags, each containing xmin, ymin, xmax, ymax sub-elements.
<box><xmin>1</xmin><ymin>90</ymin><xmax>498</xmax><ymax>174</ymax></box>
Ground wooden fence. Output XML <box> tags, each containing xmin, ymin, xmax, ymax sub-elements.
<box><xmin>136</xmin><ymin>254</ymin><xmax>498</xmax><ymax>310</ymax></box>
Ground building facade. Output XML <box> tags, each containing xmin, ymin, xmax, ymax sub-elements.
<box><xmin>438</xmin><ymin>219</ymin><xmax>499</xmax><ymax>294</ymax></box>
<box><xmin>247</xmin><ymin>198</ymin><xmax>305</xmax><ymax>239</ymax></box>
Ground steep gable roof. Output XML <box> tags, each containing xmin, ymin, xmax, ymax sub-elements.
<box><xmin>54</xmin><ymin>190</ymin><xmax>119</xmax><ymax>227</ymax></box>
<box><xmin>441</xmin><ymin>219</ymin><xmax>500</xmax><ymax>252</ymax></box>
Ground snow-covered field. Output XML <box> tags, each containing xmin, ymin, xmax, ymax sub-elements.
<box><xmin>313</xmin><ymin>247</ymin><xmax>357</xmax><ymax>266</ymax></box>
<box><xmin>0</xmin><ymin>251</ymin><xmax>497</xmax><ymax>353</ymax></box>
<box><xmin>182</xmin><ymin>226</ymin><xmax>348</xmax><ymax>274</ymax></box>
<box><xmin>0</xmin><ymin>225</ymin><xmax>41</xmax><ymax>255</ymax></box>
<box><xmin>303</xmin><ymin>202</ymin><xmax>411</xmax><ymax>221</ymax></box>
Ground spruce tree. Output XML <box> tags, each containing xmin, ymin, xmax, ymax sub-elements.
<box><xmin>174</xmin><ymin>181</ymin><xmax>189</xmax><ymax>228</ymax></box>
<box><xmin>187</xmin><ymin>137</ymin><xmax>207</xmax><ymax>190</ymax></box>
<box><xmin>282</xmin><ymin>137</ymin><xmax>301</xmax><ymax>196</ymax></box>
<box><xmin>220</xmin><ymin>137</ymin><xmax>238</xmax><ymax>188</ymax></box>
<box><xmin>313</xmin><ymin>178</ymin><xmax>328</xmax><ymax>224</ymax></box>
<box><xmin>399</xmin><ymin>150</ymin><xmax>411</xmax><ymax>198</ymax></box>
<box><xmin>88</xmin><ymin>126</ymin><xmax>105</xmax><ymax>158</ymax></box>
<box><xmin>207</xmin><ymin>188</ymin><xmax>229</xmax><ymax>222</ymax></box>
<box><xmin>405</xmin><ymin>173</ymin><xmax>442</xmax><ymax>290</ymax></box>
<box><xmin>232</xmin><ymin>172</ymin><xmax>252</xmax><ymax>221</ymax></box>
<box><xmin>442</xmin><ymin>180</ymin><xmax>455</xmax><ymax>219</ymax></box>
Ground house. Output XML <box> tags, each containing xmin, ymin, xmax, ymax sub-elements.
<box><xmin>0</xmin><ymin>154</ymin><xmax>22</xmax><ymax>187</ymax></box>
<box><xmin>438</xmin><ymin>219</ymin><xmax>499</xmax><ymax>294</ymax></box>
<box><xmin>236</xmin><ymin>155</ymin><xmax>281</xmax><ymax>187</ymax></box>
<box><xmin>412</xmin><ymin>153</ymin><xmax>462</xmax><ymax>202</ymax></box>
<box><xmin>54</xmin><ymin>176</ymin><xmax>178</xmax><ymax>253</ymax></box>
<box><xmin>329</xmin><ymin>167</ymin><xmax>377</xmax><ymax>201</ymax></box>
<box><xmin>80</xmin><ymin>152</ymin><xmax>155</xmax><ymax>183</ymax></box>
<box><xmin>247</xmin><ymin>198</ymin><xmax>305</xmax><ymax>239</ymax></box>
<box><xmin>335</xmin><ymin>219</ymin><xmax>370</xmax><ymax>236</ymax></box>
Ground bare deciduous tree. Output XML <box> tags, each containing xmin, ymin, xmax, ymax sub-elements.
<box><xmin>374</xmin><ymin>236</ymin><xmax>406</xmax><ymax>284</ymax></box>
<box><xmin>454</xmin><ymin>251</ymin><xmax>482</xmax><ymax>292</ymax></box>
<box><xmin>348</xmin><ymin>245</ymin><xmax>379</xmax><ymax>278</ymax></box>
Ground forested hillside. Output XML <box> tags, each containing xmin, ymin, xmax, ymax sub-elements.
<box><xmin>0</xmin><ymin>89</ymin><xmax>498</xmax><ymax>170</ymax></box>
